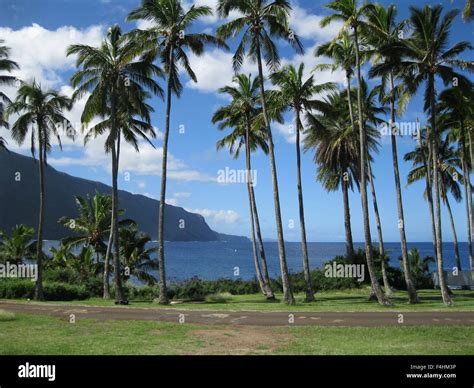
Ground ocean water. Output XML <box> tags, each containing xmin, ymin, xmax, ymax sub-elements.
<box><xmin>43</xmin><ymin>240</ymin><xmax>471</xmax><ymax>282</ymax></box>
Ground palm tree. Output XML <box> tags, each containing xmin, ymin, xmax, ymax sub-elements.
<box><xmin>270</xmin><ymin>63</ymin><xmax>335</xmax><ymax>302</ymax></box>
<box><xmin>58</xmin><ymin>193</ymin><xmax>135</xmax><ymax>270</ymax></box>
<box><xmin>304</xmin><ymin>91</ymin><xmax>358</xmax><ymax>260</ymax></box>
<box><xmin>6</xmin><ymin>81</ymin><xmax>72</xmax><ymax>300</ymax></box>
<box><xmin>67</xmin><ymin>25</ymin><xmax>161</xmax><ymax>302</ymax></box>
<box><xmin>0</xmin><ymin>40</ymin><xmax>19</xmax><ymax>149</ymax></box>
<box><xmin>405</xmin><ymin>136</ymin><xmax>465</xmax><ymax>272</ymax></box>
<box><xmin>357</xmin><ymin>78</ymin><xmax>394</xmax><ymax>297</ymax></box>
<box><xmin>213</xmin><ymin>74</ymin><xmax>275</xmax><ymax>299</ymax></box>
<box><xmin>382</xmin><ymin>5</ymin><xmax>473</xmax><ymax>305</ymax></box>
<box><xmin>0</xmin><ymin>225</ymin><xmax>36</xmax><ymax>264</ymax></box>
<box><xmin>120</xmin><ymin>225</ymin><xmax>158</xmax><ymax>286</ymax></box>
<box><xmin>438</xmin><ymin>86</ymin><xmax>474</xmax><ymax>271</ymax></box>
<box><xmin>406</xmin><ymin>248</ymin><xmax>435</xmax><ymax>280</ymax></box>
<box><xmin>366</xmin><ymin>3</ymin><xmax>419</xmax><ymax>303</ymax></box>
<box><xmin>127</xmin><ymin>0</ymin><xmax>227</xmax><ymax>305</ymax></box>
<box><xmin>217</xmin><ymin>0</ymin><xmax>304</xmax><ymax>305</ymax></box>
<box><xmin>321</xmin><ymin>0</ymin><xmax>390</xmax><ymax>305</ymax></box>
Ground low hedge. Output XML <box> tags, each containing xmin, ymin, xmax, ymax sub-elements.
<box><xmin>0</xmin><ymin>279</ymin><xmax>89</xmax><ymax>300</ymax></box>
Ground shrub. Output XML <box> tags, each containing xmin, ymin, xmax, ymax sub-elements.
<box><xmin>0</xmin><ymin>279</ymin><xmax>35</xmax><ymax>299</ymax></box>
<box><xmin>205</xmin><ymin>292</ymin><xmax>232</xmax><ymax>303</ymax></box>
<box><xmin>0</xmin><ymin>309</ymin><xmax>16</xmax><ymax>322</ymax></box>
<box><xmin>0</xmin><ymin>279</ymin><xmax>88</xmax><ymax>300</ymax></box>
<box><xmin>43</xmin><ymin>282</ymin><xmax>89</xmax><ymax>301</ymax></box>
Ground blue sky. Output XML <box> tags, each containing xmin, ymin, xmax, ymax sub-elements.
<box><xmin>0</xmin><ymin>0</ymin><xmax>472</xmax><ymax>242</ymax></box>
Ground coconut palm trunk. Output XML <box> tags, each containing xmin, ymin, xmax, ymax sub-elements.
<box><xmin>296</xmin><ymin>111</ymin><xmax>314</xmax><ymax>302</ymax></box>
<box><xmin>353</xmin><ymin>27</ymin><xmax>389</xmax><ymax>305</ymax></box>
<box><xmin>157</xmin><ymin>50</ymin><xmax>174</xmax><ymax>305</ymax></box>
<box><xmin>255</xmin><ymin>40</ymin><xmax>294</xmax><ymax>305</ymax></box>
<box><xmin>367</xmin><ymin>160</ymin><xmax>392</xmax><ymax>296</ymax></box>
<box><xmin>461</xmin><ymin>125</ymin><xmax>474</xmax><ymax>271</ymax></box>
<box><xmin>429</xmin><ymin>75</ymin><xmax>452</xmax><ymax>305</ymax></box>
<box><xmin>103</xmin><ymin>130</ymin><xmax>122</xmax><ymax>300</ymax></box>
<box><xmin>103</xmin><ymin>225</ymin><xmax>112</xmax><ymax>299</ymax></box>
<box><xmin>244</xmin><ymin>115</ymin><xmax>266</xmax><ymax>295</ymax></box>
<box><xmin>389</xmin><ymin>74</ymin><xmax>418</xmax><ymax>303</ymax></box>
<box><xmin>418</xmin><ymin>122</ymin><xmax>439</xmax><ymax>262</ymax></box>
<box><xmin>341</xmin><ymin>177</ymin><xmax>355</xmax><ymax>259</ymax></box>
<box><xmin>34</xmin><ymin>124</ymin><xmax>45</xmax><ymax>301</ymax></box>
<box><xmin>249</xmin><ymin>184</ymin><xmax>274</xmax><ymax>299</ymax></box>
<box><xmin>111</xmin><ymin>143</ymin><xmax>125</xmax><ymax>302</ymax></box>
<box><xmin>110</xmin><ymin>92</ymin><xmax>125</xmax><ymax>303</ymax></box>
<box><xmin>444</xmin><ymin>194</ymin><xmax>461</xmax><ymax>270</ymax></box>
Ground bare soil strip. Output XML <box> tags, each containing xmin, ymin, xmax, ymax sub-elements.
<box><xmin>1</xmin><ymin>301</ymin><xmax>474</xmax><ymax>326</ymax></box>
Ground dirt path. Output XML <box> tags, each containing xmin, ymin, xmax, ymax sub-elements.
<box><xmin>1</xmin><ymin>301</ymin><xmax>474</xmax><ymax>326</ymax></box>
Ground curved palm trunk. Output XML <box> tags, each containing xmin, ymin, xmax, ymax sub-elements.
<box><xmin>343</xmin><ymin>74</ymin><xmax>355</xmax><ymax>261</ymax></box>
<box><xmin>342</xmin><ymin>177</ymin><xmax>354</xmax><ymax>259</ymax></box>
<box><xmin>353</xmin><ymin>27</ymin><xmax>389</xmax><ymax>306</ymax></box>
<box><xmin>296</xmin><ymin>112</ymin><xmax>314</xmax><ymax>302</ymax></box>
<box><xmin>245</xmin><ymin>116</ymin><xmax>274</xmax><ymax>299</ymax></box>
<box><xmin>367</xmin><ymin>160</ymin><xmax>392</xmax><ymax>297</ymax></box>
<box><xmin>34</xmin><ymin>125</ymin><xmax>45</xmax><ymax>301</ymax></box>
<box><xmin>255</xmin><ymin>40</ymin><xmax>294</xmax><ymax>304</ymax></box>
<box><xmin>157</xmin><ymin>53</ymin><xmax>174</xmax><ymax>305</ymax></box>
<box><xmin>249</xmin><ymin>184</ymin><xmax>275</xmax><ymax>299</ymax></box>
<box><xmin>245</xmin><ymin>115</ymin><xmax>266</xmax><ymax>295</ymax></box>
<box><xmin>389</xmin><ymin>74</ymin><xmax>418</xmax><ymax>303</ymax></box>
<box><xmin>444</xmin><ymin>194</ymin><xmax>461</xmax><ymax>270</ymax></box>
<box><xmin>429</xmin><ymin>75</ymin><xmax>452</xmax><ymax>305</ymax></box>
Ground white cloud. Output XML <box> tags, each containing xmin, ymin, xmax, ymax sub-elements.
<box><xmin>173</xmin><ymin>192</ymin><xmax>191</xmax><ymax>198</ymax></box>
<box><xmin>49</xmin><ymin>136</ymin><xmax>216</xmax><ymax>183</ymax></box>
<box><xmin>289</xmin><ymin>5</ymin><xmax>343</xmax><ymax>42</ymax></box>
<box><xmin>0</xmin><ymin>24</ymin><xmax>104</xmax><ymax>88</ymax></box>
<box><xmin>186</xmin><ymin>208</ymin><xmax>242</xmax><ymax>224</ymax></box>
<box><xmin>166</xmin><ymin>198</ymin><xmax>179</xmax><ymax>206</ymax></box>
<box><xmin>274</xmin><ymin>122</ymin><xmax>297</xmax><ymax>144</ymax></box>
<box><xmin>186</xmin><ymin>49</ymin><xmax>261</xmax><ymax>94</ymax></box>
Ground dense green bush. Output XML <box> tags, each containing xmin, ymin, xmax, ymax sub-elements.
<box><xmin>44</xmin><ymin>267</ymin><xmax>103</xmax><ymax>297</ymax></box>
<box><xmin>0</xmin><ymin>278</ymin><xmax>88</xmax><ymax>300</ymax></box>
<box><xmin>0</xmin><ymin>279</ymin><xmax>34</xmax><ymax>299</ymax></box>
<box><xmin>43</xmin><ymin>282</ymin><xmax>89</xmax><ymax>301</ymax></box>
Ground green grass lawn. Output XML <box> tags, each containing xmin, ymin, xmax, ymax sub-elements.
<box><xmin>0</xmin><ymin>312</ymin><xmax>473</xmax><ymax>355</ymax></box>
<box><xmin>7</xmin><ymin>288</ymin><xmax>474</xmax><ymax>312</ymax></box>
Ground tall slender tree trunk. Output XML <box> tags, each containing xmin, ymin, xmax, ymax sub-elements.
<box><xmin>444</xmin><ymin>194</ymin><xmax>461</xmax><ymax>271</ymax></box>
<box><xmin>389</xmin><ymin>74</ymin><xmax>418</xmax><ymax>303</ymax></box>
<box><xmin>34</xmin><ymin>126</ymin><xmax>45</xmax><ymax>301</ymax></box>
<box><xmin>418</xmin><ymin>120</ymin><xmax>439</xmax><ymax>262</ymax></box>
<box><xmin>342</xmin><ymin>177</ymin><xmax>354</xmax><ymax>259</ymax></box>
<box><xmin>461</xmin><ymin>124</ymin><xmax>474</xmax><ymax>271</ymax></box>
<box><xmin>103</xmin><ymin>225</ymin><xmax>112</xmax><ymax>299</ymax></box>
<box><xmin>367</xmin><ymin>160</ymin><xmax>392</xmax><ymax>297</ymax></box>
<box><xmin>157</xmin><ymin>51</ymin><xmax>174</xmax><ymax>305</ymax></box>
<box><xmin>111</xmin><ymin>144</ymin><xmax>124</xmax><ymax>302</ymax></box>
<box><xmin>245</xmin><ymin>115</ymin><xmax>266</xmax><ymax>295</ymax></box>
<box><xmin>110</xmin><ymin>92</ymin><xmax>125</xmax><ymax>303</ymax></box>
<box><xmin>429</xmin><ymin>75</ymin><xmax>452</xmax><ymax>305</ymax></box>
<box><xmin>353</xmin><ymin>26</ymin><xmax>389</xmax><ymax>305</ymax></box>
<box><xmin>246</xmin><ymin>123</ymin><xmax>274</xmax><ymax>299</ymax></box>
<box><xmin>255</xmin><ymin>40</ymin><xmax>294</xmax><ymax>304</ymax></box>
<box><xmin>250</xmin><ymin>187</ymin><xmax>275</xmax><ymax>298</ymax></box>
<box><xmin>469</xmin><ymin>131</ymin><xmax>474</xmax><ymax>271</ymax></box>
<box><xmin>296</xmin><ymin>111</ymin><xmax>314</xmax><ymax>302</ymax></box>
